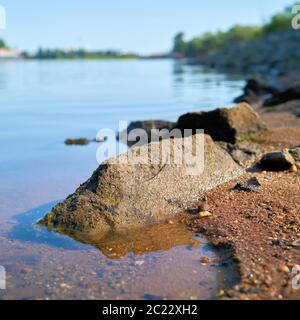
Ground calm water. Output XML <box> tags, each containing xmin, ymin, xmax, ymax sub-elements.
<box><xmin>0</xmin><ymin>59</ymin><xmax>243</xmax><ymax>300</ymax></box>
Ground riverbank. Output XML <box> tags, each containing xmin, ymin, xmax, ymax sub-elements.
<box><xmin>186</xmin><ymin>118</ymin><xmax>300</xmax><ymax>299</ymax></box>
<box><xmin>186</xmin><ymin>30</ymin><xmax>300</xmax><ymax>76</ymax></box>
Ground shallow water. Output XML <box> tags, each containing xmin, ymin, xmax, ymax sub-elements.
<box><xmin>0</xmin><ymin>203</ymin><xmax>240</xmax><ymax>300</ymax></box>
<box><xmin>0</xmin><ymin>59</ymin><xmax>244</xmax><ymax>300</ymax></box>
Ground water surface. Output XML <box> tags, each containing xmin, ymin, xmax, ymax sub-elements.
<box><xmin>0</xmin><ymin>59</ymin><xmax>243</xmax><ymax>299</ymax></box>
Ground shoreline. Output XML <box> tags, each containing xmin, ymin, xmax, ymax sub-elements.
<box><xmin>184</xmin><ymin>93</ymin><xmax>300</xmax><ymax>299</ymax></box>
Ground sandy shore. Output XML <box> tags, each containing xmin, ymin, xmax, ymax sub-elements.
<box><xmin>187</xmin><ymin>109</ymin><xmax>300</xmax><ymax>299</ymax></box>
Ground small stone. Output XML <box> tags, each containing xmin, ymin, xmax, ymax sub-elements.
<box><xmin>135</xmin><ymin>260</ymin><xmax>145</xmax><ymax>266</ymax></box>
<box><xmin>198</xmin><ymin>211</ymin><xmax>212</xmax><ymax>218</ymax></box>
<box><xmin>291</xmin><ymin>239</ymin><xmax>300</xmax><ymax>247</ymax></box>
<box><xmin>261</xmin><ymin>171</ymin><xmax>267</xmax><ymax>175</ymax></box>
<box><xmin>167</xmin><ymin>220</ymin><xmax>175</xmax><ymax>225</ymax></box>
<box><xmin>233</xmin><ymin>177</ymin><xmax>261</xmax><ymax>192</ymax></box>
<box><xmin>200</xmin><ymin>257</ymin><xmax>210</xmax><ymax>265</ymax></box>
<box><xmin>217</xmin><ymin>290</ymin><xmax>226</xmax><ymax>297</ymax></box>
<box><xmin>279</xmin><ymin>265</ymin><xmax>289</xmax><ymax>273</ymax></box>
<box><xmin>288</xmin><ymin>164</ymin><xmax>298</xmax><ymax>173</ymax></box>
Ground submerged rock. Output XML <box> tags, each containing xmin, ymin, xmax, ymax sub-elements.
<box><xmin>118</xmin><ymin>120</ymin><xmax>176</xmax><ymax>146</ymax></box>
<box><xmin>176</xmin><ymin>103</ymin><xmax>267</xmax><ymax>144</ymax></box>
<box><xmin>64</xmin><ymin>138</ymin><xmax>90</xmax><ymax>146</ymax></box>
<box><xmin>64</xmin><ymin>136</ymin><xmax>106</xmax><ymax>146</ymax></box>
<box><xmin>39</xmin><ymin>134</ymin><xmax>243</xmax><ymax>234</ymax></box>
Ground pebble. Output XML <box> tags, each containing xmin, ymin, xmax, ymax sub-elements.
<box><xmin>217</xmin><ymin>290</ymin><xmax>225</xmax><ymax>297</ymax></box>
<box><xmin>198</xmin><ymin>211</ymin><xmax>212</xmax><ymax>218</ymax></box>
<box><xmin>200</xmin><ymin>257</ymin><xmax>210</xmax><ymax>265</ymax></box>
<box><xmin>60</xmin><ymin>283</ymin><xmax>71</xmax><ymax>289</ymax></box>
<box><xmin>288</xmin><ymin>165</ymin><xmax>298</xmax><ymax>173</ymax></box>
<box><xmin>135</xmin><ymin>260</ymin><xmax>145</xmax><ymax>267</ymax></box>
<box><xmin>279</xmin><ymin>265</ymin><xmax>290</xmax><ymax>273</ymax></box>
<box><xmin>291</xmin><ymin>239</ymin><xmax>300</xmax><ymax>247</ymax></box>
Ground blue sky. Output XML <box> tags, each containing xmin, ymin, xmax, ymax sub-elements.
<box><xmin>0</xmin><ymin>0</ymin><xmax>295</xmax><ymax>54</ymax></box>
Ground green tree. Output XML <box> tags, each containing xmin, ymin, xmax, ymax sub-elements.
<box><xmin>263</xmin><ymin>4</ymin><xmax>294</xmax><ymax>33</ymax></box>
<box><xmin>0</xmin><ymin>39</ymin><xmax>6</xmax><ymax>48</ymax></box>
<box><xmin>225</xmin><ymin>25</ymin><xmax>262</xmax><ymax>43</ymax></box>
<box><xmin>173</xmin><ymin>32</ymin><xmax>186</xmax><ymax>54</ymax></box>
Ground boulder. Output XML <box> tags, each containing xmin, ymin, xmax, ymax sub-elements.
<box><xmin>264</xmin><ymin>86</ymin><xmax>300</xmax><ymax>107</ymax></box>
<box><xmin>39</xmin><ymin>134</ymin><xmax>243</xmax><ymax>235</ymax></box>
<box><xmin>234</xmin><ymin>78</ymin><xmax>278</xmax><ymax>107</ymax></box>
<box><xmin>176</xmin><ymin>103</ymin><xmax>267</xmax><ymax>144</ymax></box>
<box><xmin>260</xmin><ymin>149</ymin><xmax>295</xmax><ymax>171</ymax></box>
<box><xmin>243</xmin><ymin>78</ymin><xmax>278</xmax><ymax>96</ymax></box>
<box><xmin>118</xmin><ymin>120</ymin><xmax>176</xmax><ymax>146</ymax></box>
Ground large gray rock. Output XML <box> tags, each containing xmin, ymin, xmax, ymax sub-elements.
<box><xmin>39</xmin><ymin>134</ymin><xmax>243</xmax><ymax>235</ymax></box>
<box><xmin>176</xmin><ymin>103</ymin><xmax>267</xmax><ymax>144</ymax></box>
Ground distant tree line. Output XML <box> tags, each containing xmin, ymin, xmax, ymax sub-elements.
<box><xmin>22</xmin><ymin>48</ymin><xmax>138</xmax><ymax>60</ymax></box>
<box><xmin>173</xmin><ymin>4</ymin><xmax>295</xmax><ymax>58</ymax></box>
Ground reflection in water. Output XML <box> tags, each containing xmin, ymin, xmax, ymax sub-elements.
<box><xmin>62</xmin><ymin>221</ymin><xmax>200</xmax><ymax>259</ymax></box>
<box><xmin>3</xmin><ymin>202</ymin><xmax>240</xmax><ymax>300</ymax></box>
<box><xmin>8</xmin><ymin>202</ymin><xmax>198</xmax><ymax>258</ymax></box>
<box><xmin>7</xmin><ymin>202</ymin><xmax>89</xmax><ymax>250</ymax></box>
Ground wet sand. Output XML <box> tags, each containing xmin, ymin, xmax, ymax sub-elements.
<box><xmin>187</xmin><ymin>112</ymin><xmax>300</xmax><ymax>300</ymax></box>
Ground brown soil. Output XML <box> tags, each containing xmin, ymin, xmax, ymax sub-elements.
<box><xmin>187</xmin><ymin>110</ymin><xmax>300</xmax><ymax>300</ymax></box>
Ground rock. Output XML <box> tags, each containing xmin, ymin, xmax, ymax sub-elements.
<box><xmin>234</xmin><ymin>90</ymin><xmax>264</xmax><ymax>108</ymax></box>
<box><xmin>217</xmin><ymin>142</ymin><xmax>258</xmax><ymax>167</ymax></box>
<box><xmin>288</xmin><ymin>164</ymin><xmax>298</xmax><ymax>173</ymax></box>
<box><xmin>135</xmin><ymin>260</ymin><xmax>145</xmax><ymax>266</ymax></box>
<box><xmin>233</xmin><ymin>177</ymin><xmax>261</xmax><ymax>193</ymax></box>
<box><xmin>64</xmin><ymin>138</ymin><xmax>90</xmax><ymax>146</ymax></box>
<box><xmin>39</xmin><ymin>134</ymin><xmax>243</xmax><ymax>234</ymax></box>
<box><xmin>200</xmin><ymin>257</ymin><xmax>210</xmax><ymax>265</ymax></box>
<box><xmin>176</xmin><ymin>103</ymin><xmax>267</xmax><ymax>144</ymax></box>
<box><xmin>260</xmin><ymin>149</ymin><xmax>295</xmax><ymax>171</ymax></box>
<box><xmin>291</xmin><ymin>239</ymin><xmax>300</xmax><ymax>247</ymax></box>
<box><xmin>65</xmin><ymin>137</ymin><xmax>106</xmax><ymax>146</ymax></box>
<box><xmin>118</xmin><ymin>120</ymin><xmax>176</xmax><ymax>146</ymax></box>
<box><xmin>279</xmin><ymin>265</ymin><xmax>290</xmax><ymax>274</ymax></box>
<box><xmin>198</xmin><ymin>211</ymin><xmax>212</xmax><ymax>218</ymax></box>
<box><xmin>288</xmin><ymin>147</ymin><xmax>300</xmax><ymax>164</ymax></box>
<box><xmin>234</xmin><ymin>78</ymin><xmax>278</xmax><ymax>108</ymax></box>
<box><xmin>243</xmin><ymin>78</ymin><xmax>278</xmax><ymax>96</ymax></box>
<box><xmin>264</xmin><ymin>86</ymin><xmax>300</xmax><ymax>107</ymax></box>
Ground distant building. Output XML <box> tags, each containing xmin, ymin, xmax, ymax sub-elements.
<box><xmin>0</xmin><ymin>48</ymin><xmax>20</xmax><ymax>59</ymax></box>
